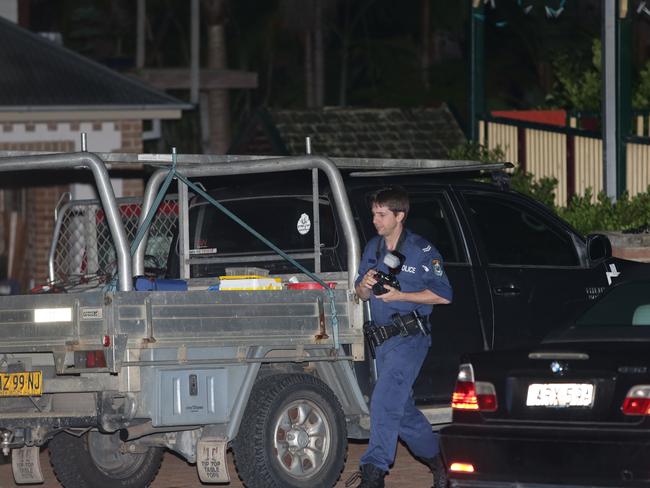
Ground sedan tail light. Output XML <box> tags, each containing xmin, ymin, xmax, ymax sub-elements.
<box><xmin>622</xmin><ymin>385</ymin><xmax>650</xmax><ymax>415</ymax></box>
<box><xmin>451</xmin><ymin>363</ymin><xmax>498</xmax><ymax>412</ymax></box>
<box><xmin>449</xmin><ymin>462</ymin><xmax>475</xmax><ymax>473</ymax></box>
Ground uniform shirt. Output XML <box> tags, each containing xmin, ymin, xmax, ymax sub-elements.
<box><xmin>355</xmin><ymin>229</ymin><xmax>453</xmax><ymax>326</ymax></box>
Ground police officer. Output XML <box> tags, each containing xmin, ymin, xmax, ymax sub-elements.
<box><xmin>350</xmin><ymin>187</ymin><xmax>452</xmax><ymax>488</ymax></box>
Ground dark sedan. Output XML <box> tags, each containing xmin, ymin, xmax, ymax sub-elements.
<box><xmin>440</xmin><ymin>280</ymin><xmax>650</xmax><ymax>488</ymax></box>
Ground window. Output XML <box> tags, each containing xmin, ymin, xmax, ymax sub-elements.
<box><xmin>183</xmin><ymin>195</ymin><xmax>341</xmax><ymax>276</ymax></box>
<box><xmin>195</xmin><ymin>196</ymin><xmax>337</xmax><ymax>254</ymax></box>
<box><xmin>576</xmin><ymin>282</ymin><xmax>650</xmax><ymax>327</ymax></box>
<box><xmin>465</xmin><ymin>193</ymin><xmax>578</xmax><ymax>266</ymax></box>
<box><xmin>407</xmin><ymin>194</ymin><xmax>465</xmax><ymax>263</ymax></box>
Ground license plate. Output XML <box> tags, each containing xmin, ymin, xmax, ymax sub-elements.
<box><xmin>526</xmin><ymin>383</ymin><xmax>594</xmax><ymax>408</ymax></box>
<box><xmin>0</xmin><ymin>371</ymin><xmax>43</xmax><ymax>397</ymax></box>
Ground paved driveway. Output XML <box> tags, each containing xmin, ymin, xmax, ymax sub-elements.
<box><xmin>1</xmin><ymin>440</ymin><xmax>433</xmax><ymax>488</ymax></box>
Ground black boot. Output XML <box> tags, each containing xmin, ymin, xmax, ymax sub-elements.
<box><xmin>422</xmin><ymin>455</ymin><xmax>446</xmax><ymax>488</ymax></box>
<box><xmin>345</xmin><ymin>463</ymin><xmax>386</xmax><ymax>488</ymax></box>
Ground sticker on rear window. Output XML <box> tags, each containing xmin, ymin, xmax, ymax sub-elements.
<box><xmin>189</xmin><ymin>248</ymin><xmax>218</xmax><ymax>255</ymax></box>
<box><xmin>297</xmin><ymin>213</ymin><xmax>311</xmax><ymax>235</ymax></box>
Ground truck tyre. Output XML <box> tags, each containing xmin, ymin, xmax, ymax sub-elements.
<box><xmin>233</xmin><ymin>373</ymin><xmax>347</xmax><ymax>488</ymax></box>
<box><xmin>49</xmin><ymin>430</ymin><xmax>163</xmax><ymax>488</ymax></box>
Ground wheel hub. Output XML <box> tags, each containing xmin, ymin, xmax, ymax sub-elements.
<box><xmin>273</xmin><ymin>399</ymin><xmax>332</xmax><ymax>480</ymax></box>
<box><xmin>286</xmin><ymin>429</ymin><xmax>310</xmax><ymax>449</ymax></box>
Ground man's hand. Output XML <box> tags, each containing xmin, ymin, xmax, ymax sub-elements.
<box><xmin>377</xmin><ymin>285</ymin><xmax>403</xmax><ymax>302</ymax></box>
<box><xmin>355</xmin><ymin>269</ymin><xmax>378</xmax><ymax>301</ymax></box>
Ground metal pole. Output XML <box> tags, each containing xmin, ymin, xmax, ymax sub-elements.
<box><xmin>616</xmin><ymin>0</ymin><xmax>631</xmax><ymax>197</ymax></box>
<box><xmin>307</xmin><ymin>137</ymin><xmax>322</xmax><ymax>273</ymax></box>
<box><xmin>469</xmin><ymin>0</ymin><xmax>485</xmax><ymax>142</ymax></box>
<box><xmin>602</xmin><ymin>0</ymin><xmax>617</xmax><ymax>200</ymax></box>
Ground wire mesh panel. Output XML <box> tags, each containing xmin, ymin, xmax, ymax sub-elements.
<box><xmin>50</xmin><ymin>196</ymin><xmax>178</xmax><ymax>289</ymax></box>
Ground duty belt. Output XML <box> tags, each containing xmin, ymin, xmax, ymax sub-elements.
<box><xmin>363</xmin><ymin>311</ymin><xmax>430</xmax><ymax>358</ymax></box>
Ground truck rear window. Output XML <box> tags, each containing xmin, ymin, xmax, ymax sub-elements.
<box><xmin>194</xmin><ymin>196</ymin><xmax>338</xmax><ymax>254</ymax></box>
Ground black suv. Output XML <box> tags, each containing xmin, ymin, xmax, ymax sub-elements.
<box><xmin>166</xmin><ymin>170</ymin><xmax>650</xmax><ymax>406</ymax></box>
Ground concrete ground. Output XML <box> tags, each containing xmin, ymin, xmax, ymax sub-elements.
<box><xmin>0</xmin><ymin>440</ymin><xmax>433</xmax><ymax>488</ymax></box>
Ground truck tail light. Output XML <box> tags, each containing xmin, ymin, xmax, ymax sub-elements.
<box><xmin>451</xmin><ymin>363</ymin><xmax>498</xmax><ymax>412</ymax></box>
<box><xmin>622</xmin><ymin>385</ymin><xmax>650</xmax><ymax>415</ymax></box>
<box><xmin>86</xmin><ymin>351</ymin><xmax>107</xmax><ymax>368</ymax></box>
<box><xmin>74</xmin><ymin>350</ymin><xmax>107</xmax><ymax>369</ymax></box>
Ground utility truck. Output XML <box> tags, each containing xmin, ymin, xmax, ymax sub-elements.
<box><xmin>0</xmin><ymin>150</ymin><xmax>377</xmax><ymax>488</ymax></box>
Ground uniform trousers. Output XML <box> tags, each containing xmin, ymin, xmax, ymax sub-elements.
<box><xmin>360</xmin><ymin>333</ymin><xmax>439</xmax><ymax>472</ymax></box>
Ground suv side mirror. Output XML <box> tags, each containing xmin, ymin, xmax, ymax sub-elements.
<box><xmin>586</xmin><ymin>234</ymin><xmax>612</xmax><ymax>263</ymax></box>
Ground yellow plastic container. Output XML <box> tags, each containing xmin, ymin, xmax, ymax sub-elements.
<box><xmin>218</xmin><ymin>275</ymin><xmax>282</xmax><ymax>291</ymax></box>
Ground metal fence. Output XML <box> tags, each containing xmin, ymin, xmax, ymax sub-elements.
<box><xmin>49</xmin><ymin>196</ymin><xmax>178</xmax><ymax>288</ymax></box>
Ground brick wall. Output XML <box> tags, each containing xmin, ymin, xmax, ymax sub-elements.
<box><xmin>0</xmin><ymin>119</ymin><xmax>146</xmax><ymax>289</ymax></box>
<box><xmin>603</xmin><ymin>232</ymin><xmax>650</xmax><ymax>263</ymax></box>
<box><xmin>0</xmin><ymin>140</ymin><xmax>74</xmax><ymax>288</ymax></box>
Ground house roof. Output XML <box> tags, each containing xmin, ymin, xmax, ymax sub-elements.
<box><xmin>0</xmin><ymin>16</ymin><xmax>189</xmax><ymax>115</ymax></box>
<box><xmin>231</xmin><ymin>105</ymin><xmax>466</xmax><ymax>159</ymax></box>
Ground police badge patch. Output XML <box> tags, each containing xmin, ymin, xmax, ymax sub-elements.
<box><xmin>432</xmin><ymin>259</ymin><xmax>444</xmax><ymax>277</ymax></box>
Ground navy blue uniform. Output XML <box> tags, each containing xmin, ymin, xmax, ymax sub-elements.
<box><xmin>355</xmin><ymin>229</ymin><xmax>452</xmax><ymax>472</ymax></box>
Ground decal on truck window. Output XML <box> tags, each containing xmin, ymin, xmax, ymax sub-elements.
<box><xmin>297</xmin><ymin>213</ymin><xmax>311</xmax><ymax>235</ymax></box>
<box><xmin>189</xmin><ymin>248</ymin><xmax>218</xmax><ymax>255</ymax></box>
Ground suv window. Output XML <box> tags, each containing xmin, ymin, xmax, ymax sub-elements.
<box><xmin>464</xmin><ymin>193</ymin><xmax>579</xmax><ymax>267</ymax></box>
<box><xmin>359</xmin><ymin>190</ymin><xmax>466</xmax><ymax>264</ymax></box>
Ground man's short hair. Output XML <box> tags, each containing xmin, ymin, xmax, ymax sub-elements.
<box><xmin>371</xmin><ymin>186</ymin><xmax>409</xmax><ymax>218</ymax></box>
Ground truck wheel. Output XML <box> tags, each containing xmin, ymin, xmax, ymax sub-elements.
<box><xmin>233</xmin><ymin>373</ymin><xmax>347</xmax><ymax>488</ymax></box>
<box><xmin>49</xmin><ymin>430</ymin><xmax>163</xmax><ymax>488</ymax></box>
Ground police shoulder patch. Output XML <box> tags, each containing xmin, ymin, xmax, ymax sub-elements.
<box><xmin>432</xmin><ymin>258</ymin><xmax>444</xmax><ymax>277</ymax></box>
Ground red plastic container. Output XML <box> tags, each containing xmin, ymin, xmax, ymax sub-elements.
<box><xmin>286</xmin><ymin>282</ymin><xmax>336</xmax><ymax>290</ymax></box>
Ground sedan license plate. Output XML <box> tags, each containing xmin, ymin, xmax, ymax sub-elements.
<box><xmin>0</xmin><ymin>371</ymin><xmax>42</xmax><ymax>397</ymax></box>
<box><xmin>526</xmin><ymin>383</ymin><xmax>594</xmax><ymax>408</ymax></box>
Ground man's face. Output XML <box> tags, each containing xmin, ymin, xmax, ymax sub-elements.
<box><xmin>372</xmin><ymin>203</ymin><xmax>403</xmax><ymax>237</ymax></box>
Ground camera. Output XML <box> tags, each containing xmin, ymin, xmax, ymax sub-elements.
<box><xmin>372</xmin><ymin>252</ymin><xmax>404</xmax><ymax>295</ymax></box>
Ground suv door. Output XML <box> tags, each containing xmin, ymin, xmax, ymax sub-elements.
<box><xmin>460</xmin><ymin>190</ymin><xmax>609</xmax><ymax>349</ymax></box>
<box><xmin>354</xmin><ymin>187</ymin><xmax>489</xmax><ymax>404</ymax></box>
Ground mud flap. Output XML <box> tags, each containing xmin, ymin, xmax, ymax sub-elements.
<box><xmin>11</xmin><ymin>446</ymin><xmax>44</xmax><ymax>484</ymax></box>
<box><xmin>196</xmin><ymin>437</ymin><xmax>230</xmax><ymax>483</ymax></box>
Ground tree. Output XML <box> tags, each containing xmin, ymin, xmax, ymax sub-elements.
<box><xmin>545</xmin><ymin>39</ymin><xmax>601</xmax><ymax>112</ymax></box>
<box><xmin>202</xmin><ymin>0</ymin><xmax>230</xmax><ymax>153</ymax></box>
<box><xmin>279</xmin><ymin>0</ymin><xmax>336</xmax><ymax>107</ymax></box>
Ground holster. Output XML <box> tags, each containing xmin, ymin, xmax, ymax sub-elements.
<box><xmin>363</xmin><ymin>311</ymin><xmax>430</xmax><ymax>357</ymax></box>
<box><xmin>363</xmin><ymin>320</ymin><xmax>378</xmax><ymax>359</ymax></box>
